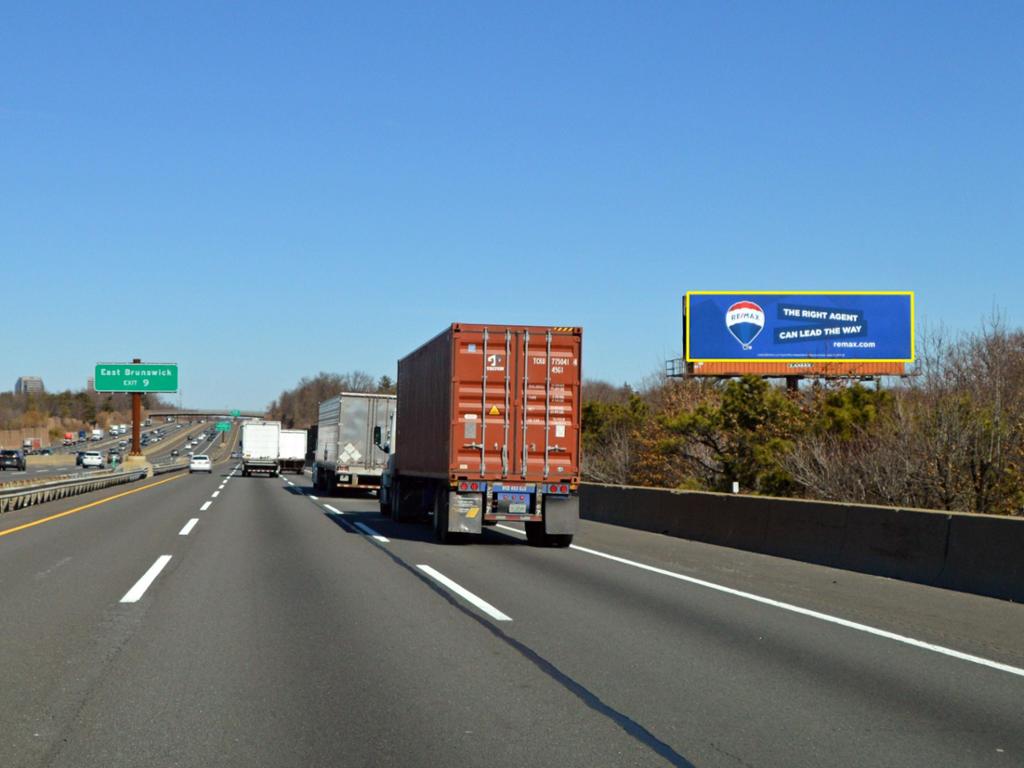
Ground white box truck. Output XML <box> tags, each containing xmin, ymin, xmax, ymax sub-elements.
<box><xmin>241</xmin><ymin>420</ymin><xmax>281</xmax><ymax>476</ymax></box>
<box><xmin>313</xmin><ymin>393</ymin><xmax>396</xmax><ymax>495</ymax></box>
<box><xmin>278</xmin><ymin>429</ymin><xmax>307</xmax><ymax>475</ymax></box>
<box><xmin>91</xmin><ymin>428</ymin><xmax>104</xmax><ymax>441</ymax></box>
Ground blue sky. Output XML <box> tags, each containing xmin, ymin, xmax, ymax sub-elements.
<box><xmin>2</xmin><ymin>2</ymin><xmax>1021</xmax><ymax>409</ymax></box>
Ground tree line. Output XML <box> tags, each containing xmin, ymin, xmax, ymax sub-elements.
<box><xmin>0</xmin><ymin>390</ymin><xmax>170</xmax><ymax>430</ymax></box>
<box><xmin>266</xmin><ymin>372</ymin><xmax>395</xmax><ymax>428</ymax></box>
<box><xmin>583</xmin><ymin>316</ymin><xmax>1024</xmax><ymax>516</ymax></box>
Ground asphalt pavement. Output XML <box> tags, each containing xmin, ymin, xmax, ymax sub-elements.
<box><xmin>1</xmin><ymin>466</ymin><xmax>1021</xmax><ymax>767</ymax></box>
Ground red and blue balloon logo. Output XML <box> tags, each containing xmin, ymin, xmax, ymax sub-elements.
<box><xmin>725</xmin><ymin>301</ymin><xmax>765</xmax><ymax>350</ymax></box>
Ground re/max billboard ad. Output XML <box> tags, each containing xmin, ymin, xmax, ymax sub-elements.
<box><xmin>685</xmin><ymin>292</ymin><xmax>914</xmax><ymax>363</ymax></box>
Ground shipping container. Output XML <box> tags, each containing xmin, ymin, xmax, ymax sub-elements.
<box><xmin>383</xmin><ymin>323</ymin><xmax>582</xmax><ymax>546</ymax></box>
<box><xmin>313</xmin><ymin>393</ymin><xmax>396</xmax><ymax>493</ymax></box>
<box><xmin>278</xmin><ymin>429</ymin><xmax>308</xmax><ymax>474</ymax></box>
<box><xmin>241</xmin><ymin>421</ymin><xmax>281</xmax><ymax>476</ymax></box>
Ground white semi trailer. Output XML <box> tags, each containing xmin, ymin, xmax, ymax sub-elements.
<box><xmin>241</xmin><ymin>420</ymin><xmax>281</xmax><ymax>477</ymax></box>
<box><xmin>278</xmin><ymin>429</ymin><xmax>307</xmax><ymax>475</ymax></box>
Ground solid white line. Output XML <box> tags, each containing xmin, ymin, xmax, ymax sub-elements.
<box><xmin>324</xmin><ymin>504</ymin><xmax>342</xmax><ymax>515</ymax></box>
<box><xmin>211</xmin><ymin>491</ymin><xmax>220</xmax><ymax>498</ymax></box>
<box><xmin>200</xmin><ymin>501</ymin><xmax>212</xmax><ymax>511</ymax></box>
<box><xmin>493</xmin><ymin>525</ymin><xmax>1024</xmax><ymax>679</ymax></box>
<box><xmin>120</xmin><ymin>555</ymin><xmax>172</xmax><ymax>603</ymax></box>
<box><xmin>416</xmin><ymin>564</ymin><xmax>511</xmax><ymax>621</ymax></box>
<box><xmin>354</xmin><ymin>521</ymin><xmax>389</xmax><ymax>543</ymax></box>
<box><xmin>179</xmin><ymin>518</ymin><xmax>199</xmax><ymax>536</ymax></box>
<box><xmin>308</xmin><ymin>495</ymin><xmax>319</xmax><ymax>501</ymax></box>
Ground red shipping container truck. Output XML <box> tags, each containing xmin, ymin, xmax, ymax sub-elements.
<box><xmin>379</xmin><ymin>323</ymin><xmax>582</xmax><ymax>546</ymax></box>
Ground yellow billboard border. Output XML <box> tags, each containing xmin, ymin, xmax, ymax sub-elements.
<box><xmin>684</xmin><ymin>290</ymin><xmax>915</xmax><ymax>364</ymax></box>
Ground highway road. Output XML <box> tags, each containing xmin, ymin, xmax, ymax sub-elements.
<box><xmin>1</xmin><ymin>465</ymin><xmax>1022</xmax><ymax>767</ymax></box>
<box><xmin>1</xmin><ymin>424</ymin><xmax>213</xmax><ymax>481</ymax></box>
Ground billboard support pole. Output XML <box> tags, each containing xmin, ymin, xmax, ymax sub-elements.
<box><xmin>131</xmin><ymin>357</ymin><xmax>142</xmax><ymax>456</ymax></box>
<box><xmin>786</xmin><ymin>376</ymin><xmax>799</xmax><ymax>392</ymax></box>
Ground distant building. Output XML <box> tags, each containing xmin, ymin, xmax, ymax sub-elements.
<box><xmin>15</xmin><ymin>376</ymin><xmax>44</xmax><ymax>395</ymax></box>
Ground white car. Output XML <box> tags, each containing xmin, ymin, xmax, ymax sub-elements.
<box><xmin>81</xmin><ymin>451</ymin><xmax>104</xmax><ymax>468</ymax></box>
<box><xmin>189</xmin><ymin>454</ymin><xmax>212</xmax><ymax>473</ymax></box>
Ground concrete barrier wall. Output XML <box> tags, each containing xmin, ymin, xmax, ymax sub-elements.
<box><xmin>580</xmin><ymin>484</ymin><xmax>1024</xmax><ymax>603</ymax></box>
<box><xmin>26</xmin><ymin>455</ymin><xmax>76</xmax><ymax>468</ymax></box>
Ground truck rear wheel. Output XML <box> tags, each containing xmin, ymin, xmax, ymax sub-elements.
<box><xmin>433</xmin><ymin>489</ymin><xmax>454</xmax><ymax>544</ymax></box>
<box><xmin>391</xmin><ymin>480</ymin><xmax>405</xmax><ymax>522</ymax></box>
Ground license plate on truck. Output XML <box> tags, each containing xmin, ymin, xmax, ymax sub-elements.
<box><xmin>508</xmin><ymin>503</ymin><xmax>527</xmax><ymax>515</ymax></box>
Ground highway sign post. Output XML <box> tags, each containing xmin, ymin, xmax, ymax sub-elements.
<box><xmin>94</xmin><ymin>361</ymin><xmax>179</xmax><ymax>455</ymax></box>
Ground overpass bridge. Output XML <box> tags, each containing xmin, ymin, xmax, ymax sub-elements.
<box><xmin>146</xmin><ymin>409</ymin><xmax>266</xmax><ymax>420</ymax></box>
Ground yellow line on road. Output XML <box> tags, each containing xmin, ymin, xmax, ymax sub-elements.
<box><xmin>0</xmin><ymin>473</ymin><xmax>186</xmax><ymax>539</ymax></box>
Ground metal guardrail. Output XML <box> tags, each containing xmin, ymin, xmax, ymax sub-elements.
<box><xmin>152</xmin><ymin>460</ymin><xmax>189</xmax><ymax>476</ymax></box>
<box><xmin>0</xmin><ymin>468</ymin><xmax>148</xmax><ymax>514</ymax></box>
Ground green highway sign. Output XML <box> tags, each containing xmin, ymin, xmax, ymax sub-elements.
<box><xmin>230</xmin><ymin>410</ymin><xmax>241</xmax><ymax>418</ymax></box>
<box><xmin>94</xmin><ymin>363</ymin><xmax>179</xmax><ymax>393</ymax></box>
<box><xmin>215</xmin><ymin>422</ymin><xmax>231</xmax><ymax>432</ymax></box>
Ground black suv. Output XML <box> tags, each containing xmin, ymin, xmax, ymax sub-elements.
<box><xmin>0</xmin><ymin>449</ymin><xmax>27</xmax><ymax>471</ymax></box>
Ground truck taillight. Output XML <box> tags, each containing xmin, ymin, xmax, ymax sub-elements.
<box><xmin>457</xmin><ymin>481</ymin><xmax>481</xmax><ymax>492</ymax></box>
<box><xmin>546</xmin><ymin>483</ymin><xmax>570</xmax><ymax>495</ymax></box>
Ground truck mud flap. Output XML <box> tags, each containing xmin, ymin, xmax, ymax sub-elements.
<box><xmin>449</xmin><ymin>491</ymin><xmax>483</xmax><ymax>535</ymax></box>
<box><xmin>543</xmin><ymin>494</ymin><xmax>579</xmax><ymax>535</ymax></box>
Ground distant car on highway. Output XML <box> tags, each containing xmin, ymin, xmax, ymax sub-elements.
<box><xmin>170</xmin><ymin>448</ymin><xmax>180</xmax><ymax>457</ymax></box>
<box><xmin>189</xmin><ymin>454</ymin><xmax>212</xmax><ymax>473</ymax></box>
<box><xmin>107</xmin><ymin>449</ymin><xmax>122</xmax><ymax>465</ymax></box>
<box><xmin>0</xmin><ymin>449</ymin><xmax>27</xmax><ymax>471</ymax></box>
<box><xmin>38</xmin><ymin>448</ymin><xmax>52</xmax><ymax>456</ymax></box>
<box><xmin>231</xmin><ymin>450</ymin><xmax>241</xmax><ymax>459</ymax></box>
<box><xmin>75</xmin><ymin>450</ymin><xmax>87</xmax><ymax>466</ymax></box>
<box><xmin>81</xmin><ymin>451</ymin><xmax>104</xmax><ymax>468</ymax></box>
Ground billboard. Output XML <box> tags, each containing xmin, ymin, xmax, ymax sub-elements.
<box><xmin>685</xmin><ymin>292</ymin><xmax>914</xmax><ymax>363</ymax></box>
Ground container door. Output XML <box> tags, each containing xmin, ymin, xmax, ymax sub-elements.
<box><xmin>453</xmin><ymin>327</ymin><xmax>516</xmax><ymax>478</ymax></box>
<box><xmin>452</xmin><ymin>327</ymin><xmax>580</xmax><ymax>481</ymax></box>
<box><xmin>513</xmin><ymin>329</ymin><xmax>581</xmax><ymax>481</ymax></box>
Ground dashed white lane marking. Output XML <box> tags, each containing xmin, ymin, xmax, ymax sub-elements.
<box><xmin>120</xmin><ymin>555</ymin><xmax>172</xmax><ymax>603</ymax></box>
<box><xmin>354</xmin><ymin>521</ymin><xmax>389</xmax><ymax>543</ymax></box>
<box><xmin>179</xmin><ymin>518</ymin><xmax>199</xmax><ymax>536</ymax></box>
<box><xmin>200</xmin><ymin>501</ymin><xmax>212</xmax><ymax>511</ymax></box>
<box><xmin>493</xmin><ymin>524</ymin><xmax>1024</xmax><ymax>679</ymax></box>
<box><xmin>324</xmin><ymin>505</ymin><xmax>342</xmax><ymax>515</ymax></box>
<box><xmin>308</xmin><ymin>495</ymin><xmax>319</xmax><ymax>501</ymax></box>
<box><xmin>211</xmin><ymin>491</ymin><xmax>220</xmax><ymax>498</ymax></box>
<box><xmin>286</xmin><ymin>481</ymin><xmax>294</xmax><ymax>486</ymax></box>
<box><xmin>416</xmin><ymin>565</ymin><xmax>511</xmax><ymax>621</ymax></box>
